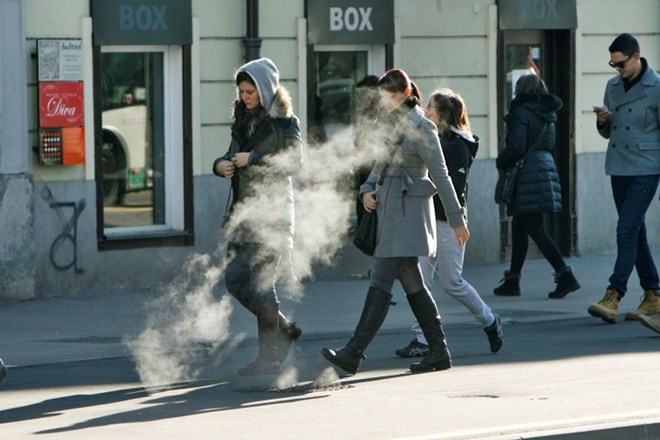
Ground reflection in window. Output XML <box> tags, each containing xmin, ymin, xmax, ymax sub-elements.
<box><xmin>100</xmin><ymin>52</ymin><xmax>164</xmax><ymax>228</ymax></box>
<box><xmin>311</xmin><ymin>51</ymin><xmax>368</xmax><ymax>143</ymax></box>
<box><xmin>505</xmin><ymin>45</ymin><xmax>542</xmax><ymax>109</ymax></box>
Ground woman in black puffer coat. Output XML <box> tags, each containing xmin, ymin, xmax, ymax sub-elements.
<box><xmin>494</xmin><ymin>74</ymin><xmax>580</xmax><ymax>299</ymax></box>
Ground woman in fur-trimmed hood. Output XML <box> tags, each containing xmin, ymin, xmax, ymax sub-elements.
<box><xmin>213</xmin><ymin>57</ymin><xmax>303</xmax><ymax>376</ymax></box>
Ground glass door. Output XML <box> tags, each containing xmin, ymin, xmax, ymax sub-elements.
<box><xmin>498</xmin><ymin>30</ymin><xmax>575</xmax><ymax>260</ymax></box>
<box><xmin>311</xmin><ymin>50</ymin><xmax>369</xmax><ymax>144</ymax></box>
<box><xmin>499</xmin><ymin>31</ymin><xmax>545</xmax><ymax>260</ymax></box>
<box><xmin>309</xmin><ymin>46</ymin><xmax>385</xmax><ymax>228</ymax></box>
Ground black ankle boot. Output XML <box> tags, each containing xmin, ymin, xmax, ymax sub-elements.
<box><xmin>548</xmin><ymin>266</ymin><xmax>580</xmax><ymax>299</ymax></box>
<box><xmin>239</xmin><ymin>303</ymin><xmax>281</xmax><ymax>376</ymax></box>
<box><xmin>321</xmin><ymin>287</ymin><xmax>393</xmax><ymax>375</ymax></box>
<box><xmin>406</xmin><ymin>290</ymin><xmax>452</xmax><ymax>373</ymax></box>
<box><xmin>493</xmin><ymin>270</ymin><xmax>521</xmax><ymax>296</ymax></box>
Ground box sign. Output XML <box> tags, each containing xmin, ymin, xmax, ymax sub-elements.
<box><xmin>499</xmin><ymin>0</ymin><xmax>576</xmax><ymax>30</ymax></box>
<box><xmin>307</xmin><ymin>0</ymin><xmax>394</xmax><ymax>45</ymax></box>
<box><xmin>92</xmin><ymin>0</ymin><xmax>192</xmax><ymax>45</ymax></box>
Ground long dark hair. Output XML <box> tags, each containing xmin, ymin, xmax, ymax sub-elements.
<box><xmin>378</xmin><ymin>68</ymin><xmax>422</xmax><ymax>106</ymax></box>
<box><xmin>233</xmin><ymin>70</ymin><xmax>266</xmax><ymax>138</ymax></box>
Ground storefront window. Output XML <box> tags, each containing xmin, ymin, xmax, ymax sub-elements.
<box><xmin>101</xmin><ymin>51</ymin><xmax>164</xmax><ymax>227</ymax></box>
<box><xmin>312</xmin><ymin>51</ymin><xmax>368</xmax><ymax>142</ymax></box>
<box><xmin>96</xmin><ymin>46</ymin><xmax>187</xmax><ymax>242</ymax></box>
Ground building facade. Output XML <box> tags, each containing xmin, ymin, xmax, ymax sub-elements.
<box><xmin>0</xmin><ymin>0</ymin><xmax>658</xmax><ymax>300</ymax></box>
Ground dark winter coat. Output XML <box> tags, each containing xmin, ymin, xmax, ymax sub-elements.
<box><xmin>213</xmin><ymin>87</ymin><xmax>303</xmax><ymax>249</ymax></box>
<box><xmin>496</xmin><ymin>93</ymin><xmax>562</xmax><ymax>216</ymax></box>
<box><xmin>433</xmin><ymin>129</ymin><xmax>479</xmax><ymax>222</ymax></box>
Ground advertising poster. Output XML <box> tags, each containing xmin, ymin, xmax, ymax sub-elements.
<box><xmin>38</xmin><ymin>40</ymin><xmax>84</xmax><ymax>81</ymax></box>
<box><xmin>39</xmin><ymin>81</ymin><xmax>85</xmax><ymax>128</ymax></box>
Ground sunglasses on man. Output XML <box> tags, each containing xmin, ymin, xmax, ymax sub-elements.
<box><xmin>608</xmin><ymin>56</ymin><xmax>632</xmax><ymax>69</ymax></box>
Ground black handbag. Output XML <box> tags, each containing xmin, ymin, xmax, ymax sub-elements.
<box><xmin>494</xmin><ymin>123</ymin><xmax>547</xmax><ymax>205</ymax></box>
<box><xmin>353</xmin><ymin>149</ymin><xmax>396</xmax><ymax>256</ymax></box>
<box><xmin>353</xmin><ymin>209</ymin><xmax>378</xmax><ymax>256</ymax></box>
<box><xmin>494</xmin><ymin>163</ymin><xmax>521</xmax><ymax>205</ymax></box>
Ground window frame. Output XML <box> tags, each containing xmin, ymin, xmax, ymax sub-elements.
<box><xmin>93</xmin><ymin>44</ymin><xmax>194</xmax><ymax>250</ymax></box>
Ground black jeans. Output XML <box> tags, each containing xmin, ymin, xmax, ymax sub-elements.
<box><xmin>510</xmin><ymin>213</ymin><xmax>565</xmax><ymax>274</ymax></box>
<box><xmin>224</xmin><ymin>242</ymin><xmax>282</xmax><ymax>309</ymax></box>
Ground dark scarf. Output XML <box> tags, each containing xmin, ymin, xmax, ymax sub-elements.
<box><xmin>234</xmin><ymin>103</ymin><xmax>267</xmax><ymax>144</ymax></box>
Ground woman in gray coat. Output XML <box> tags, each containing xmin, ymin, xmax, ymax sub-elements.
<box><xmin>321</xmin><ymin>69</ymin><xmax>470</xmax><ymax>375</ymax></box>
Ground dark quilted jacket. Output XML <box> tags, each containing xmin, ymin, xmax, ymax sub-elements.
<box><xmin>496</xmin><ymin>93</ymin><xmax>563</xmax><ymax>216</ymax></box>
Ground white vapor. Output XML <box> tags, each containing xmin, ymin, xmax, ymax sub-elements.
<box><xmin>130</xmin><ymin>117</ymin><xmax>398</xmax><ymax>387</ymax></box>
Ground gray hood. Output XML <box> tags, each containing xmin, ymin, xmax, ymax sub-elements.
<box><xmin>235</xmin><ymin>57</ymin><xmax>279</xmax><ymax>112</ymax></box>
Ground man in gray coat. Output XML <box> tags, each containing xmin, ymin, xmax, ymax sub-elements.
<box><xmin>588</xmin><ymin>33</ymin><xmax>660</xmax><ymax>324</ymax></box>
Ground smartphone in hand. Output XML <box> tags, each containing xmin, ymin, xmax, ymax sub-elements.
<box><xmin>592</xmin><ymin>105</ymin><xmax>606</xmax><ymax>112</ymax></box>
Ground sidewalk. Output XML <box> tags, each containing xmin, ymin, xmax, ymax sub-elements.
<box><xmin>0</xmin><ymin>252</ymin><xmax>650</xmax><ymax>367</ymax></box>
<box><xmin>1</xmin><ymin>253</ymin><xmax>659</xmax><ymax>440</ymax></box>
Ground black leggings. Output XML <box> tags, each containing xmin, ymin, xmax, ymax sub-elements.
<box><xmin>510</xmin><ymin>213</ymin><xmax>566</xmax><ymax>274</ymax></box>
<box><xmin>370</xmin><ymin>257</ymin><xmax>426</xmax><ymax>295</ymax></box>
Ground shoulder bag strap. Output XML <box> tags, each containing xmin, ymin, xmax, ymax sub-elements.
<box><xmin>523</xmin><ymin>122</ymin><xmax>548</xmax><ymax>159</ymax></box>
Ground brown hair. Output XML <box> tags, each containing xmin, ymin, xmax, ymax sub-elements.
<box><xmin>429</xmin><ymin>88</ymin><xmax>471</xmax><ymax>136</ymax></box>
<box><xmin>515</xmin><ymin>73</ymin><xmax>548</xmax><ymax>95</ymax></box>
<box><xmin>378</xmin><ymin>68</ymin><xmax>422</xmax><ymax>103</ymax></box>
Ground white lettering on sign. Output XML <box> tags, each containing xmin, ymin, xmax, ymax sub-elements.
<box><xmin>46</xmin><ymin>97</ymin><xmax>77</xmax><ymax>118</ymax></box>
<box><xmin>329</xmin><ymin>7</ymin><xmax>373</xmax><ymax>31</ymax></box>
<box><xmin>119</xmin><ymin>4</ymin><xmax>169</xmax><ymax>31</ymax></box>
<box><xmin>521</xmin><ymin>0</ymin><xmax>558</xmax><ymax>20</ymax></box>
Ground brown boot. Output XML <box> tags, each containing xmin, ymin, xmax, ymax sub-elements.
<box><xmin>624</xmin><ymin>290</ymin><xmax>660</xmax><ymax>321</ymax></box>
<box><xmin>587</xmin><ymin>289</ymin><xmax>620</xmax><ymax>323</ymax></box>
<box><xmin>238</xmin><ymin>304</ymin><xmax>280</xmax><ymax>376</ymax></box>
<box><xmin>275</xmin><ymin>314</ymin><xmax>302</xmax><ymax>363</ymax></box>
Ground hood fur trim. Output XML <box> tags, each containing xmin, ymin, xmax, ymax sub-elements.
<box><xmin>269</xmin><ymin>86</ymin><xmax>294</xmax><ymax>118</ymax></box>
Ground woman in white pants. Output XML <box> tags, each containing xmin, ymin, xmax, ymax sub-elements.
<box><xmin>395</xmin><ymin>89</ymin><xmax>503</xmax><ymax>357</ymax></box>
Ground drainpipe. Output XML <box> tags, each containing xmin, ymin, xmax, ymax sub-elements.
<box><xmin>243</xmin><ymin>0</ymin><xmax>261</xmax><ymax>62</ymax></box>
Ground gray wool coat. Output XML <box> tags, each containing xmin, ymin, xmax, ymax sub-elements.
<box><xmin>599</xmin><ymin>59</ymin><xmax>660</xmax><ymax>176</ymax></box>
<box><xmin>359</xmin><ymin>105</ymin><xmax>466</xmax><ymax>258</ymax></box>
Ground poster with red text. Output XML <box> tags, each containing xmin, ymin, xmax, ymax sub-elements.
<box><xmin>39</xmin><ymin>81</ymin><xmax>84</xmax><ymax>127</ymax></box>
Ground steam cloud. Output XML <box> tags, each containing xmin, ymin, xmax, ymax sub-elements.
<box><xmin>130</xmin><ymin>117</ymin><xmax>401</xmax><ymax>387</ymax></box>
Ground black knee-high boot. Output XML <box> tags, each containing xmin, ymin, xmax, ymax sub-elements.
<box><xmin>238</xmin><ymin>303</ymin><xmax>281</xmax><ymax>376</ymax></box>
<box><xmin>320</xmin><ymin>287</ymin><xmax>393</xmax><ymax>375</ymax></box>
<box><xmin>406</xmin><ymin>290</ymin><xmax>452</xmax><ymax>373</ymax></box>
